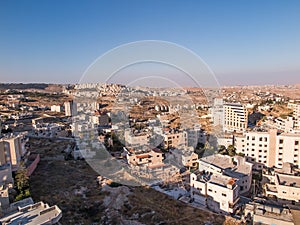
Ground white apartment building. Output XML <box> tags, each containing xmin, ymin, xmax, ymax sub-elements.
<box><xmin>64</xmin><ymin>101</ymin><xmax>76</xmax><ymax>117</ymax></box>
<box><xmin>276</xmin><ymin>133</ymin><xmax>300</xmax><ymax>168</ymax></box>
<box><xmin>244</xmin><ymin>202</ymin><xmax>295</xmax><ymax>225</ymax></box>
<box><xmin>50</xmin><ymin>105</ymin><xmax>62</xmax><ymax>113</ymax></box>
<box><xmin>235</xmin><ymin>129</ymin><xmax>300</xmax><ymax>169</ymax></box>
<box><xmin>287</xmin><ymin>101</ymin><xmax>300</xmax><ymax>131</ymax></box>
<box><xmin>198</xmin><ymin>154</ymin><xmax>252</xmax><ymax>194</ymax></box>
<box><xmin>190</xmin><ymin>171</ymin><xmax>239</xmax><ymax>214</ymax></box>
<box><xmin>264</xmin><ymin>172</ymin><xmax>300</xmax><ymax>202</ymax></box>
<box><xmin>212</xmin><ymin>98</ymin><xmax>224</xmax><ymax>127</ymax></box>
<box><xmin>217</xmin><ymin>135</ymin><xmax>234</xmax><ymax>148</ymax></box>
<box><xmin>223</xmin><ymin>103</ymin><xmax>248</xmax><ymax>132</ymax></box>
<box><xmin>274</xmin><ymin>116</ymin><xmax>295</xmax><ymax>133</ymax></box>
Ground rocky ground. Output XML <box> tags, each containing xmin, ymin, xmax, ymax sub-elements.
<box><xmin>28</xmin><ymin>137</ymin><xmax>240</xmax><ymax>225</ymax></box>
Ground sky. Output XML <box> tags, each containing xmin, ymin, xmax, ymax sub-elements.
<box><xmin>0</xmin><ymin>0</ymin><xmax>300</xmax><ymax>86</ymax></box>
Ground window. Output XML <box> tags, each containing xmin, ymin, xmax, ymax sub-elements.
<box><xmin>279</xmin><ymin>139</ymin><xmax>284</xmax><ymax>144</ymax></box>
<box><xmin>296</xmin><ymin>141</ymin><xmax>299</xmax><ymax>145</ymax></box>
<box><xmin>259</xmin><ymin>137</ymin><xmax>263</xmax><ymax>141</ymax></box>
<box><xmin>208</xmin><ymin>189</ymin><xmax>212</xmax><ymax>192</ymax></box>
<box><xmin>222</xmin><ymin>193</ymin><xmax>227</xmax><ymax>197</ymax></box>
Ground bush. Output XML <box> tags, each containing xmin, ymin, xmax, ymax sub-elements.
<box><xmin>109</xmin><ymin>182</ymin><xmax>122</xmax><ymax>188</ymax></box>
<box><xmin>15</xmin><ymin>188</ymin><xmax>31</xmax><ymax>202</ymax></box>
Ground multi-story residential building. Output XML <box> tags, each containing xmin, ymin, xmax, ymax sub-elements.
<box><xmin>190</xmin><ymin>171</ymin><xmax>239</xmax><ymax>214</ymax></box>
<box><xmin>217</xmin><ymin>135</ymin><xmax>234</xmax><ymax>148</ymax></box>
<box><xmin>186</xmin><ymin>127</ymin><xmax>206</xmax><ymax>148</ymax></box>
<box><xmin>198</xmin><ymin>154</ymin><xmax>252</xmax><ymax>194</ymax></box>
<box><xmin>0</xmin><ymin>164</ymin><xmax>13</xmax><ymax>187</ymax></box>
<box><xmin>50</xmin><ymin>105</ymin><xmax>63</xmax><ymax>113</ymax></box>
<box><xmin>287</xmin><ymin>101</ymin><xmax>300</xmax><ymax>131</ymax></box>
<box><xmin>124</xmin><ymin>129</ymin><xmax>149</xmax><ymax>148</ymax></box>
<box><xmin>264</xmin><ymin>171</ymin><xmax>300</xmax><ymax>202</ymax></box>
<box><xmin>0</xmin><ymin>164</ymin><xmax>13</xmax><ymax>210</ymax></box>
<box><xmin>223</xmin><ymin>103</ymin><xmax>248</xmax><ymax>132</ymax></box>
<box><xmin>125</xmin><ymin>148</ymin><xmax>164</xmax><ymax>169</ymax></box>
<box><xmin>168</xmin><ymin>148</ymin><xmax>198</xmax><ymax>169</ymax></box>
<box><xmin>244</xmin><ymin>202</ymin><xmax>295</xmax><ymax>225</ymax></box>
<box><xmin>64</xmin><ymin>101</ymin><xmax>76</xmax><ymax>117</ymax></box>
<box><xmin>274</xmin><ymin>116</ymin><xmax>295</xmax><ymax>133</ymax></box>
<box><xmin>212</xmin><ymin>98</ymin><xmax>224</xmax><ymax>127</ymax></box>
<box><xmin>163</xmin><ymin>130</ymin><xmax>187</xmax><ymax>149</ymax></box>
<box><xmin>276</xmin><ymin>133</ymin><xmax>300</xmax><ymax>168</ymax></box>
<box><xmin>181</xmin><ymin>151</ymin><xmax>198</xmax><ymax>168</ymax></box>
<box><xmin>0</xmin><ymin>133</ymin><xmax>28</xmax><ymax>171</ymax></box>
<box><xmin>235</xmin><ymin>129</ymin><xmax>276</xmax><ymax>169</ymax></box>
<box><xmin>235</xmin><ymin>129</ymin><xmax>300</xmax><ymax>169</ymax></box>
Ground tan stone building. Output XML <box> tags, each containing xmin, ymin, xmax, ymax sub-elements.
<box><xmin>223</xmin><ymin>103</ymin><xmax>248</xmax><ymax>132</ymax></box>
<box><xmin>235</xmin><ymin>129</ymin><xmax>300</xmax><ymax>169</ymax></box>
<box><xmin>125</xmin><ymin>148</ymin><xmax>164</xmax><ymax>168</ymax></box>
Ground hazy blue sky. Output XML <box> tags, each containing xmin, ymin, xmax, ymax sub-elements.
<box><xmin>0</xmin><ymin>0</ymin><xmax>300</xmax><ymax>86</ymax></box>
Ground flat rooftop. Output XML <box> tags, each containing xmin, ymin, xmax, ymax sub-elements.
<box><xmin>194</xmin><ymin>171</ymin><xmax>236</xmax><ymax>188</ymax></box>
<box><xmin>209</xmin><ymin>174</ymin><xmax>235</xmax><ymax>188</ymax></box>
<box><xmin>253</xmin><ymin>203</ymin><xmax>294</xmax><ymax>222</ymax></box>
<box><xmin>277</xmin><ymin>173</ymin><xmax>300</xmax><ymax>188</ymax></box>
<box><xmin>0</xmin><ymin>201</ymin><xmax>62</xmax><ymax>225</ymax></box>
<box><xmin>200</xmin><ymin>154</ymin><xmax>252</xmax><ymax>177</ymax></box>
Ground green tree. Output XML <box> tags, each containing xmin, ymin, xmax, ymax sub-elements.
<box><xmin>227</xmin><ymin>145</ymin><xmax>236</xmax><ymax>156</ymax></box>
<box><xmin>15</xmin><ymin>166</ymin><xmax>29</xmax><ymax>192</ymax></box>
